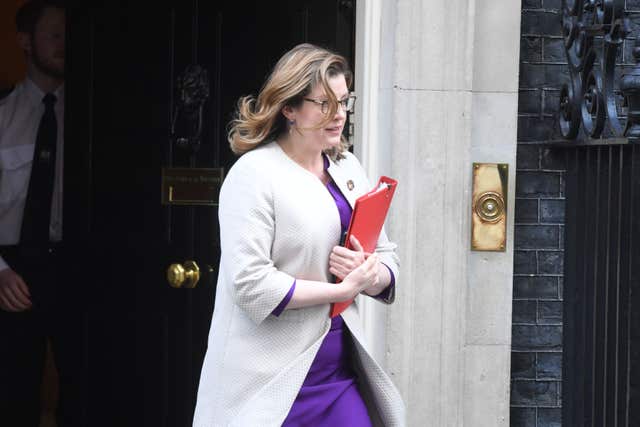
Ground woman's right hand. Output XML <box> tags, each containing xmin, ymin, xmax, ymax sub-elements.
<box><xmin>339</xmin><ymin>252</ymin><xmax>380</xmax><ymax>300</ymax></box>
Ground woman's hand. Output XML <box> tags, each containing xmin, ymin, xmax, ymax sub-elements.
<box><xmin>339</xmin><ymin>252</ymin><xmax>380</xmax><ymax>300</ymax></box>
<box><xmin>329</xmin><ymin>235</ymin><xmax>368</xmax><ymax>281</ymax></box>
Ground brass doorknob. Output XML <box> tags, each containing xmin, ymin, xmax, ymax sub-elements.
<box><xmin>167</xmin><ymin>260</ymin><xmax>200</xmax><ymax>288</ymax></box>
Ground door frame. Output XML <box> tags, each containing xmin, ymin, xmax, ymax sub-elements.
<box><xmin>354</xmin><ymin>0</ymin><xmax>390</xmax><ymax>364</ymax></box>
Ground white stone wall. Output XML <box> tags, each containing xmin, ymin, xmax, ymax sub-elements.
<box><xmin>355</xmin><ymin>0</ymin><xmax>521</xmax><ymax>425</ymax></box>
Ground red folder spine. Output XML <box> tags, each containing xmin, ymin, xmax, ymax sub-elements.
<box><xmin>330</xmin><ymin>176</ymin><xmax>397</xmax><ymax>318</ymax></box>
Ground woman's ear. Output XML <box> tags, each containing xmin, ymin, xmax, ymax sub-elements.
<box><xmin>282</xmin><ymin>104</ymin><xmax>296</xmax><ymax>122</ymax></box>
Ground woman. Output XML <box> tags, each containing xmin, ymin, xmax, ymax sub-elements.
<box><xmin>193</xmin><ymin>43</ymin><xmax>405</xmax><ymax>427</ymax></box>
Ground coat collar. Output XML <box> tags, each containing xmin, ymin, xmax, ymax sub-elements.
<box><xmin>270</xmin><ymin>142</ymin><xmax>361</xmax><ymax>208</ymax></box>
<box><xmin>324</xmin><ymin>153</ymin><xmax>359</xmax><ymax>209</ymax></box>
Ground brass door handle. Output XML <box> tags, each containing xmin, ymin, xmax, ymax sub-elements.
<box><xmin>167</xmin><ymin>260</ymin><xmax>200</xmax><ymax>288</ymax></box>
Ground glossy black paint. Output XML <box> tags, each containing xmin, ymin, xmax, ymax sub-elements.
<box><xmin>64</xmin><ymin>1</ymin><xmax>355</xmax><ymax>425</ymax></box>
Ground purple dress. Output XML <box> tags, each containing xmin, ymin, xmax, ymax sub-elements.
<box><xmin>272</xmin><ymin>154</ymin><xmax>395</xmax><ymax>426</ymax></box>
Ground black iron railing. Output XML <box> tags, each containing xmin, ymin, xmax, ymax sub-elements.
<box><xmin>558</xmin><ymin>0</ymin><xmax>640</xmax><ymax>141</ymax></box>
<box><xmin>562</xmin><ymin>143</ymin><xmax>640</xmax><ymax>427</ymax></box>
<box><xmin>558</xmin><ymin>2</ymin><xmax>640</xmax><ymax>426</ymax></box>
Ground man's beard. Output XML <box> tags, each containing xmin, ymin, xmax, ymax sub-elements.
<box><xmin>32</xmin><ymin>45</ymin><xmax>64</xmax><ymax>80</ymax></box>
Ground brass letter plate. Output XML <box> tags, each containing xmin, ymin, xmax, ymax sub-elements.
<box><xmin>471</xmin><ymin>163</ymin><xmax>508</xmax><ymax>251</ymax></box>
<box><xmin>161</xmin><ymin>168</ymin><xmax>224</xmax><ymax>206</ymax></box>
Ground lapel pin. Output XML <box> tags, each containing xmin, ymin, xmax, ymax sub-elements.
<box><xmin>347</xmin><ymin>180</ymin><xmax>354</xmax><ymax>191</ymax></box>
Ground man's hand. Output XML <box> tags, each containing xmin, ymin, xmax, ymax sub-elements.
<box><xmin>0</xmin><ymin>268</ymin><xmax>32</xmax><ymax>312</ymax></box>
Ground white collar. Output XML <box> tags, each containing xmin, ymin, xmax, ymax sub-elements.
<box><xmin>21</xmin><ymin>77</ymin><xmax>65</xmax><ymax>106</ymax></box>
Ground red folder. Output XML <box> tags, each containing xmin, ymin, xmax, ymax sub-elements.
<box><xmin>330</xmin><ymin>176</ymin><xmax>398</xmax><ymax>318</ymax></box>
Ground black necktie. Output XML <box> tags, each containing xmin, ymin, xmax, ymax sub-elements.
<box><xmin>20</xmin><ymin>93</ymin><xmax>58</xmax><ymax>247</ymax></box>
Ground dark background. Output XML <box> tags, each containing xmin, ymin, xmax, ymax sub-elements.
<box><xmin>61</xmin><ymin>1</ymin><xmax>355</xmax><ymax>426</ymax></box>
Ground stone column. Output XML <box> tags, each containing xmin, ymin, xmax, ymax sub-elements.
<box><xmin>358</xmin><ymin>0</ymin><xmax>521</xmax><ymax>425</ymax></box>
<box><xmin>464</xmin><ymin>0</ymin><xmax>521</xmax><ymax>424</ymax></box>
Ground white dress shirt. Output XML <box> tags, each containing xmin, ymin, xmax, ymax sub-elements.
<box><xmin>0</xmin><ymin>78</ymin><xmax>64</xmax><ymax>271</ymax></box>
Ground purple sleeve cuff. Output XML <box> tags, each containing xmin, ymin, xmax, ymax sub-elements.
<box><xmin>376</xmin><ymin>263</ymin><xmax>395</xmax><ymax>301</ymax></box>
<box><xmin>272</xmin><ymin>280</ymin><xmax>296</xmax><ymax>316</ymax></box>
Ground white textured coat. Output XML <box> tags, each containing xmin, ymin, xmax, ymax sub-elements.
<box><xmin>193</xmin><ymin>142</ymin><xmax>405</xmax><ymax>427</ymax></box>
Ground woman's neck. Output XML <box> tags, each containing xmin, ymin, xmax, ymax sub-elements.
<box><xmin>277</xmin><ymin>135</ymin><xmax>325</xmax><ymax>177</ymax></box>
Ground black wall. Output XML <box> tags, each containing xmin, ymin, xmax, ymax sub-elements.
<box><xmin>511</xmin><ymin>1</ymin><xmax>566</xmax><ymax>426</ymax></box>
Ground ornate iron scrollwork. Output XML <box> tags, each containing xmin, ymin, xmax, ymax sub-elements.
<box><xmin>170</xmin><ymin>64</ymin><xmax>210</xmax><ymax>152</ymax></box>
<box><xmin>558</xmin><ymin>0</ymin><xmax>640</xmax><ymax>141</ymax></box>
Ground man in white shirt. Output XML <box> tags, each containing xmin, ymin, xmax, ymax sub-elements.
<box><xmin>0</xmin><ymin>2</ymin><xmax>74</xmax><ymax>426</ymax></box>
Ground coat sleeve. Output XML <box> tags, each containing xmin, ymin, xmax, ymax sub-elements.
<box><xmin>372</xmin><ymin>226</ymin><xmax>399</xmax><ymax>304</ymax></box>
<box><xmin>218</xmin><ymin>158</ymin><xmax>295</xmax><ymax>325</ymax></box>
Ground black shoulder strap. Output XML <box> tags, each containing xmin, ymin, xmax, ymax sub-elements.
<box><xmin>0</xmin><ymin>86</ymin><xmax>15</xmax><ymax>101</ymax></box>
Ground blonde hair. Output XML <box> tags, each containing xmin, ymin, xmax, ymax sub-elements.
<box><xmin>228</xmin><ymin>43</ymin><xmax>353</xmax><ymax>160</ymax></box>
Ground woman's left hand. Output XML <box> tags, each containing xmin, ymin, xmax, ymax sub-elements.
<box><xmin>329</xmin><ymin>235</ymin><xmax>370</xmax><ymax>281</ymax></box>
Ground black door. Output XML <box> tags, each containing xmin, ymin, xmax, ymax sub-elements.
<box><xmin>64</xmin><ymin>1</ymin><xmax>355</xmax><ymax>426</ymax></box>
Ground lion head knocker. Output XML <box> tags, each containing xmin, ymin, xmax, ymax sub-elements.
<box><xmin>170</xmin><ymin>65</ymin><xmax>210</xmax><ymax>152</ymax></box>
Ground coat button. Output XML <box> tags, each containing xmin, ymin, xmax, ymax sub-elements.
<box><xmin>347</xmin><ymin>180</ymin><xmax>354</xmax><ymax>191</ymax></box>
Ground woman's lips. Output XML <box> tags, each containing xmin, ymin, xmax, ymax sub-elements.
<box><xmin>325</xmin><ymin>126</ymin><xmax>342</xmax><ymax>134</ymax></box>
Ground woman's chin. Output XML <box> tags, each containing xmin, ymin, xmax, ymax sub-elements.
<box><xmin>323</xmin><ymin>135</ymin><xmax>342</xmax><ymax>149</ymax></box>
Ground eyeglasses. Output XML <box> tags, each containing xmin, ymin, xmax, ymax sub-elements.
<box><xmin>303</xmin><ymin>94</ymin><xmax>357</xmax><ymax>114</ymax></box>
